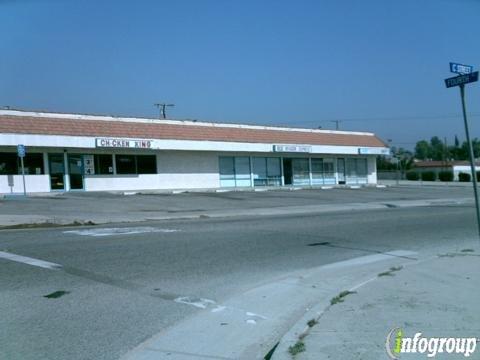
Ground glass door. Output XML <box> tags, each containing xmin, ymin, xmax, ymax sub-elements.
<box><xmin>49</xmin><ymin>154</ymin><xmax>65</xmax><ymax>190</ymax></box>
<box><xmin>68</xmin><ymin>154</ymin><xmax>84</xmax><ymax>190</ymax></box>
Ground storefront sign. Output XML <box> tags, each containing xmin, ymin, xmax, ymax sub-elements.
<box><xmin>273</xmin><ymin>145</ymin><xmax>312</xmax><ymax>153</ymax></box>
<box><xmin>358</xmin><ymin>147</ymin><xmax>390</xmax><ymax>155</ymax></box>
<box><xmin>96</xmin><ymin>138</ymin><xmax>153</xmax><ymax>149</ymax></box>
<box><xmin>84</xmin><ymin>155</ymin><xmax>95</xmax><ymax>175</ymax></box>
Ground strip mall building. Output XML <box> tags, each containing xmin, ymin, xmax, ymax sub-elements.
<box><xmin>0</xmin><ymin>110</ymin><xmax>389</xmax><ymax>194</ymax></box>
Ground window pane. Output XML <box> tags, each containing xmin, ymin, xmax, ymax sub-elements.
<box><xmin>311</xmin><ymin>158</ymin><xmax>324</xmax><ymax>185</ymax></box>
<box><xmin>323</xmin><ymin>159</ymin><xmax>335</xmax><ymax>184</ymax></box>
<box><xmin>219</xmin><ymin>156</ymin><xmax>235</xmax><ymax>187</ymax></box>
<box><xmin>266</xmin><ymin>158</ymin><xmax>281</xmax><ymax>177</ymax></box>
<box><xmin>346</xmin><ymin>158</ymin><xmax>357</xmax><ymax>176</ymax></box>
<box><xmin>94</xmin><ymin>155</ymin><xmax>113</xmax><ymax>174</ymax></box>
<box><xmin>0</xmin><ymin>153</ymin><xmax>18</xmax><ymax>175</ymax></box>
<box><xmin>357</xmin><ymin>158</ymin><xmax>367</xmax><ymax>176</ymax></box>
<box><xmin>21</xmin><ymin>153</ymin><xmax>44</xmax><ymax>175</ymax></box>
<box><xmin>116</xmin><ymin>155</ymin><xmax>136</xmax><ymax>174</ymax></box>
<box><xmin>137</xmin><ymin>155</ymin><xmax>157</xmax><ymax>174</ymax></box>
<box><xmin>235</xmin><ymin>157</ymin><xmax>251</xmax><ymax>187</ymax></box>
<box><xmin>292</xmin><ymin>158</ymin><xmax>309</xmax><ymax>185</ymax></box>
<box><xmin>253</xmin><ymin>157</ymin><xmax>267</xmax><ymax>186</ymax></box>
<box><xmin>266</xmin><ymin>157</ymin><xmax>281</xmax><ymax>186</ymax></box>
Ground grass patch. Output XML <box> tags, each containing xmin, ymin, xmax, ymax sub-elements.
<box><xmin>330</xmin><ymin>290</ymin><xmax>356</xmax><ymax>305</ymax></box>
<box><xmin>378</xmin><ymin>265</ymin><xmax>403</xmax><ymax>277</ymax></box>
<box><xmin>307</xmin><ymin>319</ymin><xmax>318</xmax><ymax>327</ymax></box>
<box><xmin>288</xmin><ymin>341</ymin><xmax>306</xmax><ymax>356</ymax></box>
<box><xmin>44</xmin><ymin>290</ymin><xmax>70</xmax><ymax>299</ymax></box>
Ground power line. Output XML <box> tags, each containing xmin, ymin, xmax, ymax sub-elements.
<box><xmin>297</xmin><ymin>113</ymin><xmax>480</xmax><ymax>125</ymax></box>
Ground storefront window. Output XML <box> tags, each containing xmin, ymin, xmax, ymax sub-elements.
<box><xmin>0</xmin><ymin>153</ymin><xmax>44</xmax><ymax>175</ymax></box>
<box><xmin>346</xmin><ymin>158</ymin><xmax>368</xmax><ymax>184</ymax></box>
<box><xmin>137</xmin><ymin>155</ymin><xmax>157</xmax><ymax>174</ymax></box>
<box><xmin>253</xmin><ymin>157</ymin><xmax>281</xmax><ymax>186</ymax></box>
<box><xmin>311</xmin><ymin>158</ymin><xmax>324</xmax><ymax>185</ymax></box>
<box><xmin>323</xmin><ymin>159</ymin><xmax>336</xmax><ymax>184</ymax></box>
<box><xmin>219</xmin><ymin>156</ymin><xmax>251</xmax><ymax>187</ymax></box>
<box><xmin>115</xmin><ymin>154</ymin><xmax>157</xmax><ymax>175</ymax></box>
<box><xmin>234</xmin><ymin>157</ymin><xmax>251</xmax><ymax>187</ymax></box>
<box><xmin>0</xmin><ymin>153</ymin><xmax>18</xmax><ymax>175</ymax></box>
<box><xmin>94</xmin><ymin>154</ymin><xmax>113</xmax><ymax>174</ymax></box>
<box><xmin>22</xmin><ymin>153</ymin><xmax>44</xmax><ymax>175</ymax></box>
<box><xmin>292</xmin><ymin>158</ymin><xmax>310</xmax><ymax>185</ymax></box>
<box><xmin>219</xmin><ymin>156</ymin><xmax>235</xmax><ymax>187</ymax></box>
<box><xmin>116</xmin><ymin>155</ymin><xmax>136</xmax><ymax>174</ymax></box>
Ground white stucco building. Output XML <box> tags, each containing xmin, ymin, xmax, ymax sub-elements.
<box><xmin>0</xmin><ymin>109</ymin><xmax>389</xmax><ymax>194</ymax></box>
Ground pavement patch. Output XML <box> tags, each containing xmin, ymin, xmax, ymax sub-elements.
<box><xmin>44</xmin><ymin>290</ymin><xmax>70</xmax><ymax>299</ymax></box>
<box><xmin>63</xmin><ymin>226</ymin><xmax>179</xmax><ymax>237</ymax></box>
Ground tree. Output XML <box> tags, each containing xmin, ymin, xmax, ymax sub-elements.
<box><xmin>429</xmin><ymin>136</ymin><xmax>449</xmax><ymax>161</ymax></box>
<box><xmin>415</xmin><ymin>140</ymin><xmax>430</xmax><ymax>160</ymax></box>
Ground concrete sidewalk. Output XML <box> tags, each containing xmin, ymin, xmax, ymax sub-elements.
<box><xmin>272</xmin><ymin>249</ymin><xmax>480</xmax><ymax>360</ymax></box>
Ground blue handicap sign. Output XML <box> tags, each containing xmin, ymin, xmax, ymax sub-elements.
<box><xmin>17</xmin><ymin>144</ymin><xmax>26</xmax><ymax>158</ymax></box>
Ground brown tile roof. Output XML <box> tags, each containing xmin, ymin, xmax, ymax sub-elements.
<box><xmin>0</xmin><ymin>114</ymin><xmax>387</xmax><ymax>148</ymax></box>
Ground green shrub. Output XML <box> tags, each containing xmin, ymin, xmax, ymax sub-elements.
<box><xmin>438</xmin><ymin>171</ymin><xmax>454</xmax><ymax>182</ymax></box>
<box><xmin>476</xmin><ymin>171</ymin><xmax>480</xmax><ymax>182</ymax></box>
<box><xmin>459</xmin><ymin>172</ymin><xmax>471</xmax><ymax>182</ymax></box>
<box><xmin>421</xmin><ymin>171</ymin><xmax>436</xmax><ymax>181</ymax></box>
<box><xmin>406</xmin><ymin>171</ymin><xmax>419</xmax><ymax>181</ymax></box>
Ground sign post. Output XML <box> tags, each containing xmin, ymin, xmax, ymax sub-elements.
<box><xmin>17</xmin><ymin>144</ymin><xmax>27</xmax><ymax>196</ymax></box>
<box><xmin>445</xmin><ymin>64</ymin><xmax>480</xmax><ymax>238</ymax></box>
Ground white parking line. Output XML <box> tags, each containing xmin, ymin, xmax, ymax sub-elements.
<box><xmin>63</xmin><ymin>227</ymin><xmax>179</xmax><ymax>237</ymax></box>
<box><xmin>0</xmin><ymin>251</ymin><xmax>62</xmax><ymax>270</ymax></box>
<box><xmin>320</xmin><ymin>250</ymin><xmax>417</xmax><ymax>270</ymax></box>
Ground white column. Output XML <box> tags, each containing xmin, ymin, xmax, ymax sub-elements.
<box><xmin>249</xmin><ymin>156</ymin><xmax>254</xmax><ymax>187</ymax></box>
<box><xmin>63</xmin><ymin>152</ymin><xmax>70</xmax><ymax>191</ymax></box>
<box><xmin>43</xmin><ymin>153</ymin><xmax>49</xmax><ymax>175</ymax></box>
<box><xmin>280</xmin><ymin>157</ymin><xmax>285</xmax><ymax>186</ymax></box>
<box><xmin>308</xmin><ymin>157</ymin><xmax>313</xmax><ymax>186</ymax></box>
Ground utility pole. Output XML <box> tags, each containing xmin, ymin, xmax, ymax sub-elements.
<box><xmin>460</xmin><ymin>84</ymin><xmax>480</xmax><ymax>237</ymax></box>
<box><xmin>330</xmin><ymin>120</ymin><xmax>341</xmax><ymax>130</ymax></box>
<box><xmin>154</xmin><ymin>103</ymin><xmax>175</xmax><ymax>119</ymax></box>
<box><xmin>445</xmin><ymin>63</ymin><xmax>480</xmax><ymax>239</ymax></box>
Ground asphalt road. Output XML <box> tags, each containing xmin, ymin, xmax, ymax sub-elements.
<box><xmin>0</xmin><ymin>204</ymin><xmax>478</xmax><ymax>360</ymax></box>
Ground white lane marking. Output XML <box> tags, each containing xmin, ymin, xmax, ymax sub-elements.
<box><xmin>174</xmin><ymin>296</ymin><xmax>216</xmax><ymax>309</ymax></box>
<box><xmin>0</xmin><ymin>251</ymin><xmax>62</xmax><ymax>270</ymax></box>
<box><xmin>245</xmin><ymin>311</ymin><xmax>267</xmax><ymax>320</ymax></box>
<box><xmin>320</xmin><ymin>250</ymin><xmax>417</xmax><ymax>270</ymax></box>
<box><xmin>63</xmin><ymin>227</ymin><xmax>179</xmax><ymax>237</ymax></box>
<box><xmin>211</xmin><ymin>305</ymin><xmax>226</xmax><ymax>313</ymax></box>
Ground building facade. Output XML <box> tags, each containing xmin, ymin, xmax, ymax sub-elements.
<box><xmin>414</xmin><ymin>160</ymin><xmax>480</xmax><ymax>181</ymax></box>
<box><xmin>0</xmin><ymin>110</ymin><xmax>389</xmax><ymax>194</ymax></box>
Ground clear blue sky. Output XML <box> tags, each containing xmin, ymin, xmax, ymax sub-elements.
<box><xmin>1</xmin><ymin>0</ymin><xmax>479</xmax><ymax>149</ymax></box>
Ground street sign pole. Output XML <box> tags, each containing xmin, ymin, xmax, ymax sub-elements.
<box><xmin>459</xmin><ymin>84</ymin><xmax>480</xmax><ymax>238</ymax></box>
<box><xmin>20</xmin><ymin>156</ymin><xmax>26</xmax><ymax>197</ymax></box>
<box><xmin>17</xmin><ymin>144</ymin><xmax>27</xmax><ymax>196</ymax></box>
